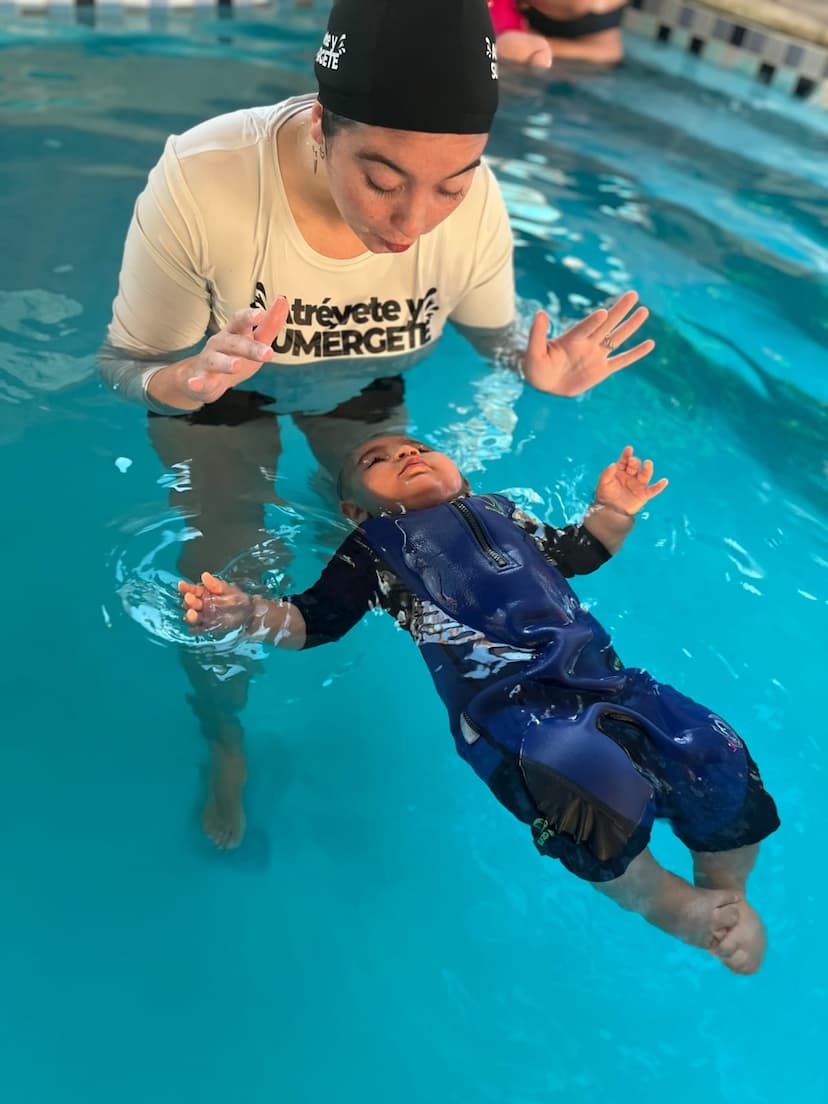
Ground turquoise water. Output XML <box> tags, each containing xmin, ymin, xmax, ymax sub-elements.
<box><xmin>1</xmin><ymin>11</ymin><xmax>826</xmax><ymax>1104</ymax></box>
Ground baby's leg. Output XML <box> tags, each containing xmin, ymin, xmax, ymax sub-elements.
<box><xmin>693</xmin><ymin>842</ymin><xmax>759</xmax><ymax>893</ymax></box>
<box><xmin>692</xmin><ymin>845</ymin><xmax>766</xmax><ymax>974</ymax></box>
<box><xmin>592</xmin><ymin>847</ymin><xmax>741</xmax><ymax>951</ymax></box>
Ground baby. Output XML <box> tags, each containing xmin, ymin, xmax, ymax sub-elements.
<box><xmin>180</xmin><ymin>435</ymin><xmax>779</xmax><ymax>973</ymax></box>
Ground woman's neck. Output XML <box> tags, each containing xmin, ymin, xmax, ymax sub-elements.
<box><xmin>277</xmin><ymin>109</ymin><xmax>368</xmax><ymax>260</ymax></box>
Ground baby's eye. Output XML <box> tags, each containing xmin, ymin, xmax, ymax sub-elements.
<box><xmin>365</xmin><ymin>455</ymin><xmax>387</xmax><ymax>467</ymax></box>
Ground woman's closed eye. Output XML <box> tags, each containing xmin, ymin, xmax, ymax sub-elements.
<box><xmin>366</xmin><ymin>177</ymin><xmax>467</xmax><ymax>202</ymax></box>
<box><xmin>366</xmin><ymin>177</ymin><xmax>403</xmax><ymax>197</ymax></box>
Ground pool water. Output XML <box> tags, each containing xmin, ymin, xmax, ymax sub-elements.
<box><xmin>1</xmin><ymin>10</ymin><xmax>826</xmax><ymax>1104</ymax></box>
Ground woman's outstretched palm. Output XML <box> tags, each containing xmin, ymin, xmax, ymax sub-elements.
<box><xmin>524</xmin><ymin>291</ymin><xmax>655</xmax><ymax>396</ymax></box>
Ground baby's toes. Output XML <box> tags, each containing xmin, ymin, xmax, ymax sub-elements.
<box><xmin>723</xmin><ymin>948</ymin><xmax>753</xmax><ymax>974</ymax></box>
<box><xmin>711</xmin><ymin>901</ymin><xmax>740</xmax><ymax>932</ymax></box>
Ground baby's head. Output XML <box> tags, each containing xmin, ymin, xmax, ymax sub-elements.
<box><xmin>337</xmin><ymin>435</ymin><xmax>469</xmax><ymax>521</ymax></box>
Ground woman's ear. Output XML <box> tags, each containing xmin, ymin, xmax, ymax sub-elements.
<box><xmin>340</xmin><ymin>500</ymin><xmax>369</xmax><ymax>524</ymax></box>
<box><xmin>310</xmin><ymin>99</ymin><xmax>324</xmax><ymax>145</ymax></box>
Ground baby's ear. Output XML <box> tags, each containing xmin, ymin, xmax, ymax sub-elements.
<box><xmin>340</xmin><ymin>500</ymin><xmax>369</xmax><ymax>523</ymax></box>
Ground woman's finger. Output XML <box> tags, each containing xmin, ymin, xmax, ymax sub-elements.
<box><xmin>563</xmin><ymin>307</ymin><xmax>609</xmax><ymax>341</ymax></box>
<box><xmin>225</xmin><ymin>306</ymin><xmax>264</xmax><ymax>335</ymax></box>
<box><xmin>208</xmin><ymin>333</ymin><xmax>275</xmax><ymax>366</ymax></box>
<box><xmin>253</xmin><ymin>295</ymin><xmax>289</xmax><ymax>346</ymax></box>
<box><xmin>599</xmin><ymin>306</ymin><xmax>650</xmax><ymax>351</ymax></box>
<box><xmin>591</xmin><ymin>291</ymin><xmax>640</xmax><ymax>343</ymax></box>
<box><xmin>527</xmin><ymin>309</ymin><xmax>551</xmax><ymax>359</ymax></box>
<box><xmin>602</xmin><ymin>339</ymin><xmax>656</xmax><ymax>377</ymax></box>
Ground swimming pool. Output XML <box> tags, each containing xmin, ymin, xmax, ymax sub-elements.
<box><xmin>1</xmin><ymin>9</ymin><xmax>826</xmax><ymax>1103</ymax></box>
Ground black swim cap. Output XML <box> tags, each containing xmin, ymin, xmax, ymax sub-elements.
<box><xmin>315</xmin><ymin>0</ymin><xmax>499</xmax><ymax>135</ymax></box>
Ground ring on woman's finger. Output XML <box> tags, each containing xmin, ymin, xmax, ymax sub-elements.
<box><xmin>601</xmin><ymin>334</ymin><xmax>616</xmax><ymax>351</ymax></box>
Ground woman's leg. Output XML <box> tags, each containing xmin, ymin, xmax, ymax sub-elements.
<box><xmin>147</xmin><ymin>390</ymin><xmax>284</xmax><ymax>849</ymax></box>
<box><xmin>293</xmin><ymin>375</ymin><xmax>409</xmax><ymax>483</ymax></box>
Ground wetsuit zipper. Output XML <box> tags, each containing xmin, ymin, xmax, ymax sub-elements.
<box><xmin>452</xmin><ymin>499</ymin><xmax>511</xmax><ymax>569</ymax></box>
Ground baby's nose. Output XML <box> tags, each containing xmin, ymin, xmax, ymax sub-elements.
<box><xmin>396</xmin><ymin>445</ymin><xmax>419</xmax><ymax>458</ymax></box>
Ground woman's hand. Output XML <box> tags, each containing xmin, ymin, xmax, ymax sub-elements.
<box><xmin>183</xmin><ymin>295</ymin><xmax>289</xmax><ymax>402</ymax></box>
<box><xmin>179</xmin><ymin>572</ymin><xmax>254</xmax><ymax>634</ymax></box>
<box><xmin>594</xmin><ymin>445</ymin><xmax>668</xmax><ymax>516</ymax></box>
<box><xmin>523</xmin><ymin>290</ymin><xmax>654</xmax><ymax>396</ymax></box>
<box><xmin>149</xmin><ymin>296</ymin><xmax>289</xmax><ymax>409</ymax></box>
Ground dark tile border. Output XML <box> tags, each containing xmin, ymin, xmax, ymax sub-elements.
<box><xmin>623</xmin><ymin>1</ymin><xmax>827</xmax><ymax>104</ymax></box>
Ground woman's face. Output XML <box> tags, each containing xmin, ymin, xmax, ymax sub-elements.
<box><xmin>310</xmin><ymin>102</ymin><xmax>488</xmax><ymax>254</ymax></box>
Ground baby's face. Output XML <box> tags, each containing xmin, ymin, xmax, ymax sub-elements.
<box><xmin>342</xmin><ymin>435</ymin><xmax>464</xmax><ymax>515</ymax></box>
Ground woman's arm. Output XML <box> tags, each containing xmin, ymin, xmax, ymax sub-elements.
<box><xmin>101</xmin><ymin>135</ymin><xmax>284</xmax><ymax>412</ymax></box>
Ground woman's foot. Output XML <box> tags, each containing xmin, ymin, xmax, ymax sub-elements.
<box><xmin>201</xmin><ymin>743</ymin><xmax>247</xmax><ymax>849</ymax></box>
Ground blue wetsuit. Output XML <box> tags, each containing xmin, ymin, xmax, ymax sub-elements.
<box><xmin>289</xmin><ymin>494</ymin><xmax>779</xmax><ymax>881</ymax></box>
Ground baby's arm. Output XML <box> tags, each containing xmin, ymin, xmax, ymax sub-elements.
<box><xmin>583</xmin><ymin>445</ymin><xmax>668</xmax><ymax>555</ymax></box>
<box><xmin>179</xmin><ymin>572</ymin><xmax>307</xmax><ymax>648</ymax></box>
<box><xmin>178</xmin><ymin>531</ymin><xmax>382</xmax><ymax>650</ymax></box>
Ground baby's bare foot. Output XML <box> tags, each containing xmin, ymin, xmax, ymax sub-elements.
<box><xmin>201</xmin><ymin>745</ymin><xmax>246</xmax><ymax>850</ymax></box>
<box><xmin>673</xmin><ymin>888</ymin><xmax>741</xmax><ymax>950</ymax></box>
<box><xmin>710</xmin><ymin>902</ymin><xmax>767</xmax><ymax>975</ymax></box>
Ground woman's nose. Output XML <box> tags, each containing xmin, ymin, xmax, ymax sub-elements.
<box><xmin>390</xmin><ymin>193</ymin><xmax>431</xmax><ymax>241</ymax></box>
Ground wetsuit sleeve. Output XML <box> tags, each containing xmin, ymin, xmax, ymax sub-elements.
<box><xmin>286</xmin><ymin>532</ymin><xmax>383</xmax><ymax>648</ymax></box>
<box><xmin>447</xmin><ymin>164</ymin><xmax>516</xmax><ymax>331</ymax></box>
<box><xmin>513</xmin><ymin>509</ymin><xmax>611</xmax><ymax>577</ymax></box>
<box><xmin>100</xmin><ymin>135</ymin><xmax>213</xmax><ymax>410</ymax></box>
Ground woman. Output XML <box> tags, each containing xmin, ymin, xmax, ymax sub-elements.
<box><xmin>101</xmin><ymin>0</ymin><xmax>652</xmax><ymax>849</ymax></box>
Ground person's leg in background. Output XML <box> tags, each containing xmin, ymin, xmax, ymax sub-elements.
<box><xmin>148</xmin><ymin>390</ymin><xmax>284</xmax><ymax>849</ymax></box>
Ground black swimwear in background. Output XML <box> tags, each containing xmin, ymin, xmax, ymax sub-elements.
<box><xmin>526</xmin><ymin>3</ymin><xmax>626</xmax><ymax>39</ymax></box>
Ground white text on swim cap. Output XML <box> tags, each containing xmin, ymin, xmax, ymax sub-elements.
<box><xmin>485</xmin><ymin>37</ymin><xmax>499</xmax><ymax>80</ymax></box>
<box><xmin>316</xmin><ymin>32</ymin><xmax>348</xmax><ymax>71</ymax></box>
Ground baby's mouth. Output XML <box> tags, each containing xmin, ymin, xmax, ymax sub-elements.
<box><xmin>400</xmin><ymin>458</ymin><xmax>429</xmax><ymax>475</ymax></box>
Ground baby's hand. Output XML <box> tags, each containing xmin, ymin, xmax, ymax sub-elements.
<box><xmin>178</xmin><ymin>572</ymin><xmax>254</xmax><ymax>634</ymax></box>
<box><xmin>594</xmin><ymin>446</ymin><xmax>668</xmax><ymax>516</ymax></box>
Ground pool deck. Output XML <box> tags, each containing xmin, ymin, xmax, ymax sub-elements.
<box><xmin>703</xmin><ymin>0</ymin><xmax>828</xmax><ymax>48</ymax></box>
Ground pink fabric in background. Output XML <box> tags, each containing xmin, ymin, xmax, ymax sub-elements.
<box><xmin>489</xmin><ymin>0</ymin><xmax>526</xmax><ymax>34</ymax></box>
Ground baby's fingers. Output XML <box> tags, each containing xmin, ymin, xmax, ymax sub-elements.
<box><xmin>645</xmin><ymin>477</ymin><xmax>669</xmax><ymax>498</ymax></box>
<box><xmin>183</xmin><ymin>592</ymin><xmax>203</xmax><ymax>611</ymax></box>
<box><xmin>178</xmin><ymin>580</ymin><xmax>205</xmax><ymax>596</ymax></box>
<box><xmin>201</xmin><ymin>571</ymin><xmax>226</xmax><ymax>595</ymax></box>
<box><xmin>615</xmin><ymin>445</ymin><xmax>634</xmax><ymax>470</ymax></box>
